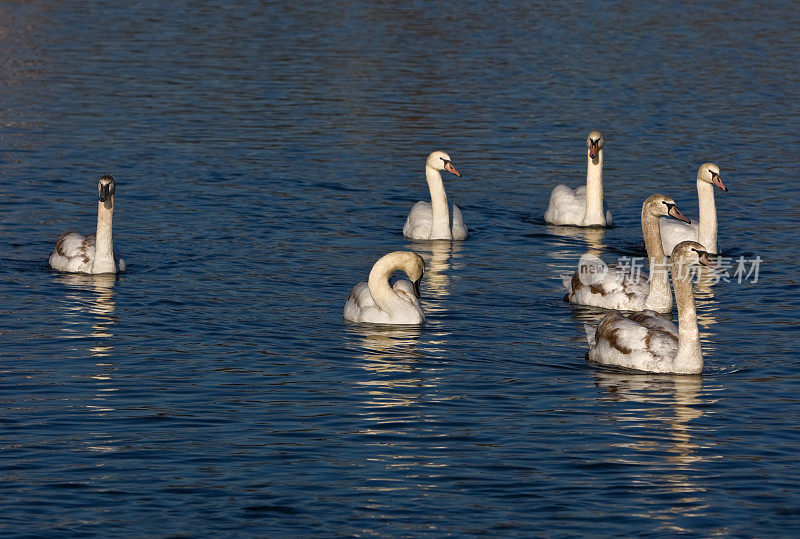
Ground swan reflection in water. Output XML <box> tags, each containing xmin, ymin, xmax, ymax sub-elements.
<box><xmin>54</xmin><ymin>272</ymin><xmax>119</xmax><ymax>423</ymax></box>
<box><xmin>594</xmin><ymin>370</ymin><xmax>721</xmax><ymax>529</ymax></box>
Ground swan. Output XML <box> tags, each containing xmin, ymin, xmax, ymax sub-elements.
<box><xmin>403</xmin><ymin>151</ymin><xmax>467</xmax><ymax>240</ymax></box>
<box><xmin>563</xmin><ymin>194</ymin><xmax>690</xmax><ymax>313</ymax></box>
<box><xmin>545</xmin><ymin>131</ymin><xmax>613</xmax><ymax>227</ymax></box>
<box><xmin>660</xmin><ymin>163</ymin><xmax>727</xmax><ymax>255</ymax></box>
<box><xmin>584</xmin><ymin>241</ymin><xmax>717</xmax><ymax>374</ymax></box>
<box><xmin>344</xmin><ymin>251</ymin><xmax>425</xmax><ymax>325</ymax></box>
<box><xmin>49</xmin><ymin>175</ymin><xmax>125</xmax><ymax>274</ymax></box>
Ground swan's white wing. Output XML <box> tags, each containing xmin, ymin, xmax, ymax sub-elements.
<box><xmin>391</xmin><ymin>278</ymin><xmax>423</xmax><ymax>311</ymax></box>
<box><xmin>659</xmin><ymin>217</ymin><xmax>698</xmax><ymax>255</ymax></box>
<box><xmin>587</xmin><ymin>310</ymin><xmax>678</xmax><ymax>372</ymax></box>
<box><xmin>344</xmin><ymin>281</ymin><xmax>388</xmax><ymax>323</ymax></box>
<box><xmin>545</xmin><ymin>184</ymin><xmax>586</xmax><ymax>226</ymax></box>
<box><xmin>626</xmin><ymin>310</ymin><xmax>678</xmax><ymax>339</ymax></box>
<box><xmin>451</xmin><ymin>204</ymin><xmax>468</xmax><ymax>240</ymax></box>
<box><xmin>564</xmin><ymin>260</ymin><xmax>650</xmax><ymax>310</ymax></box>
<box><xmin>403</xmin><ymin>201</ymin><xmax>432</xmax><ymax>239</ymax></box>
<box><xmin>49</xmin><ymin>232</ymin><xmax>96</xmax><ymax>273</ymax></box>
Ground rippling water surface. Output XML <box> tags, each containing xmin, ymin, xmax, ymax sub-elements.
<box><xmin>1</xmin><ymin>1</ymin><xmax>799</xmax><ymax>536</ymax></box>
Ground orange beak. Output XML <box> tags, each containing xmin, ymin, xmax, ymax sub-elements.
<box><xmin>711</xmin><ymin>174</ymin><xmax>727</xmax><ymax>192</ymax></box>
<box><xmin>444</xmin><ymin>161</ymin><xmax>461</xmax><ymax>177</ymax></box>
<box><xmin>589</xmin><ymin>142</ymin><xmax>598</xmax><ymax>159</ymax></box>
<box><xmin>699</xmin><ymin>252</ymin><xmax>720</xmax><ymax>270</ymax></box>
<box><xmin>668</xmin><ymin>204</ymin><xmax>691</xmax><ymax>224</ymax></box>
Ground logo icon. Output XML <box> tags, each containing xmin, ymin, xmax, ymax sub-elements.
<box><xmin>577</xmin><ymin>253</ymin><xmax>608</xmax><ymax>286</ymax></box>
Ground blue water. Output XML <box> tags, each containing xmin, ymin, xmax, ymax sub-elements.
<box><xmin>2</xmin><ymin>1</ymin><xmax>799</xmax><ymax>536</ymax></box>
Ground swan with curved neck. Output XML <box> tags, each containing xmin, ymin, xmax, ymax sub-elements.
<box><xmin>660</xmin><ymin>163</ymin><xmax>727</xmax><ymax>255</ymax></box>
<box><xmin>49</xmin><ymin>175</ymin><xmax>125</xmax><ymax>274</ymax></box>
<box><xmin>403</xmin><ymin>151</ymin><xmax>467</xmax><ymax>240</ymax></box>
<box><xmin>545</xmin><ymin>131</ymin><xmax>613</xmax><ymax>227</ymax></box>
<box><xmin>563</xmin><ymin>194</ymin><xmax>690</xmax><ymax>313</ymax></box>
<box><xmin>344</xmin><ymin>251</ymin><xmax>426</xmax><ymax>324</ymax></box>
<box><xmin>584</xmin><ymin>241</ymin><xmax>716</xmax><ymax>374</ymax></box>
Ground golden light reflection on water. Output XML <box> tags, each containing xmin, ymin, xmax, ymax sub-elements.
<box><xmin>54</xmin><ymin>273</ymin><xmax>119</xmax><ymax>418</ymax></box>
<box><xmin>594</xmin><ymin>371</ymin><xmax>720</xmax><ymax>526</ymax></box>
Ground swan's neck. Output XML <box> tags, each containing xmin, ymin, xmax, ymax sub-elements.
<box><xmin>93</xmin><ymin>199</ymin><xmax>116</xmax><ymax>273</ymax></box>
<box><xmin>583</xmin><ymin>149</ymin><xmax>605</xmax><ymax>226</ymax></box>
<box><xmin>697</xmin><ymin>180</ymin><xmax>718</xmax><ymax>253</ymax></box>
<box><xmin>367</xmin><ymin>256</ymin><xmax>419</xmax><ymax>319</ymax></box>
<box><xmin>642</xmin><ymin>210</ymin><xmax>672</xmax><ymax>312</ymax></box>
<box><xmin>672</xmin><ymin>261</ymin><xmax>702</xmax><ymax>374</ymax></box>
<box><xmin>426</xmin><ymin>165</ymin><xmax>451</xmax><ymax>240</ymax></box>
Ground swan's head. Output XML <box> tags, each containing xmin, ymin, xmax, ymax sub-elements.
<box><xmin>697</xmin><ymin>163</ymin><xmax>726</xmax><ymax>192</ymax></box>
<box><xmin>587</xmin><ymin>131</ymin><xmax>604</xmax><ymax>159</ymax></box>
<box><xmin>643</xmin><ymin>194</ymin><xmax>691</xmax><ymax>223</ymax></box>
<box><xmin>427</xmin><ymin>151</ymin><xmax>461</xmax><ymax>177</ymax></box>
<box><xmin>98</xmin><ymin>175</ymin><xmax>116</xmax><ymax>208</ymax></box>
<box><xmin>406</xmin><ymin>252</ymin><xmax>426</xmax><ymax>298</ymax></box>
<box><xmin>672</xmin><ymin>240</ymin><xmax>718</xmax><ymax>270</ymax></box>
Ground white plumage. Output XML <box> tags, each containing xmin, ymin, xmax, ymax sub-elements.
<box><xmin>660</xmin><ymin>163</ymin><xmax>727</xmax><ymax>255</ymax></box>
<box><xmin>49</xmin><ymin>175</ymin><xmax>124</xmax><ymax>274</ymax></box>
<box><xmin>563</xmin><ymin>194</ymin><xmax>690</xmax><ymax>313</ymax></box>
<box><xmin>403</xmin><ymin>151</ymin><xmax>468</xmax><ymax>241</ymax></box>
<box><xmin>584</xmin><ymin>241</ymin><xmax>716</xmax><ymax>374</ymax></box>
<box><xmin>545</xmin><ymin>131</ymin><xmax>612</xmax><ymax>227</ymax></box>
<box><xmin>344</xmin><ymin>251</ymin><xmax>425</xmax><ymax>325</ymax></box>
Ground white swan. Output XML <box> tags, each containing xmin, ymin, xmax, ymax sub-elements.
<box><xmin>403</xmin><ymin>151</ymin><xmax>467</xmax><ymax>240</ymax></box>
<box><xmin>344</xmin><ymin>251</ymin><xmax>425</xmax><ymax>325</ymax></box>
<box><xmin>49</xmin><ymin>175</ymin><xmax>125</xmax><ymax>274</ymax></box>
<box><xmin>545</xmin><ymin>131</ymin><xmax>613</xmax><ymax>227</ymax></box>
<box><xmin>660</xmin><ymin>163</ymin><xmax>727</xmax><ymax>255</ymax></box>
<box><xmin>562</xmin><ymin>194</ymin><xmax>690</xmax><ymax>313</ymax></box>
<box><xmin>584</xmin><ymin>241</ymin><xmax>716</xmax><ymax>374</ymax></box>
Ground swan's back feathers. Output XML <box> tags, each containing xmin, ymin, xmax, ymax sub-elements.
<box><xmin>587</xmin><ymin>310</ymin><xmax>679</xmax><ymax>372</ymax></box>
<box><xmin>563</xmin><ymin>261</ymin><xmax>650</xmax><ymax>311</ymax></box>
<box><xmin>344</xmin><ymin>278</ymin><xmax>423</xmax><ymax>324</ymax></box>
<box><xmin>451</xmin><ymin>204</ymin><xmax>468</xmax><ymax>240</ymax></box>
<box><xmin>659</xmin><ymin>217</ymin><xmax>698</xmax><ymax>255</ymax></box>
<box><xmin>403</xmin><ymin>201</ymin><xmax>433</xmax><ymax>239</ymax></box>
<box><xmin>49</xmin><ymin>232</ymin><xmax>96</xmax><ymax>273</ymax></box>
<box><xmin>404</xmin><ymin>201</ymin><xmax>468</xmax><ymax>240</ymax></box>
<box><xmin>545</xmin><ymin>184</ymin><xmax>612</xmax><ymax>226</ymax></box>
<box><xmin>545</xmin><ymin>184</ymin><xmax>586</xmax><ymax>225</ymax></box>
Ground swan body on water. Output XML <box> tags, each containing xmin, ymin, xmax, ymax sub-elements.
<box><xmin>563</xmin><ymin>194</ymin><xmax>690</xmax><ymax>313</ymax></box>
<box><xmin>545</xmin><ymin>131</ymin><xmax>613</xmax><ymax>227</ymax></box>
<box><xmin>344</xmin><ymin>251</ymin><xmax>425</xmax><ymax>325</ymax></box>
<box><xmin>49</xmin><ymin>175</ymin><xmax>125</xmax><ymax>274</ymax></box>
<box><xmin>660</xmin><ymin>163</ymin><xmax>727</xmax><ymax>254</ymax></box>
<box><xmin>584</xmin><ymin>241</ymin><xmax>716</xmax><ymax>374</ymax></box>
<box><xmin>403</xmin><ymin>151</ymin><xmax>467</xmax><ymax>240</ymax></box>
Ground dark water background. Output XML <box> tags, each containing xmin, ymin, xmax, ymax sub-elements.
<box><xmin>1</xmin><ymin>1</ymin><xmax>799</xmax><ymax>536</ymax></box>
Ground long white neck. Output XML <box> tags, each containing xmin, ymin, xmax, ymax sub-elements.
<box><xmin>425</xmin><ymin>165</ymin><xmax>451</xmax><ymax>240</ymax></box>
<box><xmin>642</xmin><ymin>210</ymin><xmax>672</xmax><ymax>312</ymax></box>
<box><xmin>671</xmin><ymin>260</ymin><xmax>702</xmax><ymax>374</ymax></box>
<box><xmin>367</xmin><ymin>255</ymin><xmax>420</xmax><ymax>320</ymax></box>
<box><xmin>583</xmin><ymin>148</ymin><xmax>605</xmax><ymax>226</ymax></box>
<box><xmin>93</xmin><ymin>199</ymin><xmax>116</xmax><ymax>273</ymax></box>
<box><xmin>696</xmin><ymin>180</ymin><xmax>718</xmax><ymax>253</ymax></box>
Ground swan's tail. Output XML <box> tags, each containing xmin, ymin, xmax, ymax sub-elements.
<box><xmin>584</xmin><ymin>324</ymin><xmax>597</xmax><ymax>347</ymax></box>
<box><xmin>560</xmin><ymin>274</ymin><xmax>573</xmax><ymax>294</ymax></box>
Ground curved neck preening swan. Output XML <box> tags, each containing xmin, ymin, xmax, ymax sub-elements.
<box><xmin>93</xmin><ymin>175</ymin><xmax>116</xmax><ymax>274</ymax></box>
<box><xmin>583</xmin><ymin>131</ymin><xmax>606</xmax><ymax>226</ymax></box>
<box><xmin>367</xmin><ymin>251</ymin><xmax>425</xmax><ymax>318</ymax></box>
<box><xmin>671</xmin><ymin>242</ymin><xmax>715</xmax><ymax>374</ymax></box>
<box><xmin>696</xmin><ymin>163</ymin><xmax>726</xmax><ymax>254</ymax></box>
<box><xmin>641</xmin><ymin>194</ymin><xmax>690</xmax><ymax>312</ymax></box>
<box><xmin>425</xmin><ymin>151</ymin><xmax>461</xmax><ymax>240</ymax></box>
